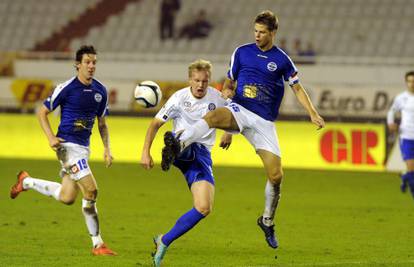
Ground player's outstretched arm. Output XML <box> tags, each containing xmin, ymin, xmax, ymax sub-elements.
<box><xmin>141</xmin><ymin>118</ymin><xmax>164</xmax><ymax>170</ymax></box>
<box><xmin>37</xmin><ymin>105</ymin><xmax>65</xmax><ymax>151</ymax></box>
<box><xmin>291</xmin><ymin>83</ymin><xmax>325</xmax><ymax>130</ymax></box>
<box><xmin>98</xmin><ymin>116</ymin><xmax>113</xmax><ymax>167</ymax></box>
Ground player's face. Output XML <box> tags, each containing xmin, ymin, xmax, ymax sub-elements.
<box><xmin>77</xmin><ymin>54</ymin><xmax>97</xmax><ymax>84</ymax></box>
<box><xmin>406</xmin><ymin>75</ymin><xmax>414</xmax><ymax>93</ymax></box>
<box><xmin>189</xmin><ymin>70</ymin><xmax>210</xmax><ymax>99</ymax></box>
<box><xmin>254</xmin><ymin>23</ymin><xmax>275</xmax><ymax>51</ymax></box>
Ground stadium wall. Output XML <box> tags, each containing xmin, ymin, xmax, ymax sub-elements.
<box><xmin>0</xmin><ymin>77</ymin><xmax>406</xmax><ymax>118</ymax></box>
<box><xmin>14</xmin><ymin>59</ymin><xmax>410</xmax><ymax>85</ymax></box>
<box><xmin>0</xmin><ymin>114</ymin><xmax>385</xmax><ymax>171</ymax></box>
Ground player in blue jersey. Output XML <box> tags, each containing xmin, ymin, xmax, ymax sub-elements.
<box><xmin>10</xmin><ymin>45</ymin><xmax>116</xmax><ymax>256</ymax></box>
<box><xmin>161</xmin><ymin>11</ymin><xmax>325</xmax><ymax>249</ymax></box>
<box><xmin>387</xmin><ymin>71</ymin><xmax>414</xmax><ymax>197</ymax></box>
<box><xmin>141</xmin><ymin>59</ymin><xmax>228</xmax><ymax>266</ymax></box>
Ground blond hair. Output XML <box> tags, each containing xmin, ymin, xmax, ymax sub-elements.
<box><xmin>188</xmin><ymin>59</ymin><xmax>212</xmax><ymax>78</ymax></box>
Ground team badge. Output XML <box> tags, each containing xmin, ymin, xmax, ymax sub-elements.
<box><xmin>184</xmin><ymin>101</ymin><xmax>191</xmax><ymax>107</ymax></box>
<box><xmin>267</xmin><ymin>62</ymin><xmax>277</xmax><ymax>72</ymax></box>
<box><xmin>208</xmin><ymin>103</ymin><xmax>216</xmax><ymax>111</ymax></box>
<box><xmin>94</xmin><ymin>93</ymin><xmax>102</xmax><ymax>102</ymax></box>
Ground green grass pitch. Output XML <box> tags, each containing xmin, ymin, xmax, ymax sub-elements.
<box><xmin>1</xmin><ymin>158</ymin><xmax>414</xmax><ymax>267</ymax></box>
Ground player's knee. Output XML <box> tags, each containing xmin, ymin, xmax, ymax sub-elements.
<box><xmin>195</xmin><ymin>204</ymin><xmax>212</xmax><ymax>216</ymax></box>
<box><xmin>204</xmin><ymin>110</ymin><xmax>223</xmax><ymax>128</ymax></box>
<box><xmin>268</xmin><ymin>170</ymin><xmax>283</xmax><ymax>185</ymax></box>
<box><xmin>60</xmin><ymin>195</ymin><xmax>76</xmax><ymax>205</ymax></box>
<box><xmin>84</xmin><ymin>189</ymin><xmax>98</xmax><ymax>200</ymax></box>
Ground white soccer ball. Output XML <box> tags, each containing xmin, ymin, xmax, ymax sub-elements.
<box><xmin>134</xmin><ymin>80</ymin><xmax>162</xmax><ymax>108</ymax></box>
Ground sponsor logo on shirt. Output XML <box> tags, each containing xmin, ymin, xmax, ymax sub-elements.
<box><xmin>184</xmin><ymin>101</ymin><xmax>191</xmax><ymax>107</ymax></box>
<box><xmin>243</xmin><ymin>85</ymin><xmax>258</xmax><ymax>98</ymax></box>
<box><xmin>70</xmin><ymin>164</ymin><xmax>79</xmax><ymax>174</ymax></box>
<box><xmin>267</xmin><ymin>62</ymin><xmax>277</xmax><ymax>72</ymax></box>
<box><xmin>257</xmin><ymin>54</ymin><xmax>268</xmax><ymax>59</ymax></box>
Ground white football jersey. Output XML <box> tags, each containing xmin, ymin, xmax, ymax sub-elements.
<box><xmin>156</xmin><ymin>86</ymin><xmax>227</xmax><ymax>150</ymax></box>
<box><xmin>387</xmin><ymin>91</ymin><xmax>414</xmax><ymax>139</ymax></box>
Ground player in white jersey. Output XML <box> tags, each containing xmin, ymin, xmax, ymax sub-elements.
<box><xmin>161</xmin><ymin>11</ymin><xmax>325</xmax><ymax>249</ymax></box>
<box><xmin>140</xmin><ymin>59</ymin><xmax>228</xmax><ymax>266</ymax></box>
<box><xmin>387</xmin><ymin>71</ymin><xmax>414</xmax><ymax>197</ymax></box>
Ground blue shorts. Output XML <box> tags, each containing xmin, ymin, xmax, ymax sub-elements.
<box><xmin>173</xmin><ymin>143</ymin><xmax>215</xmax><ymax>188</ymax></box>
<box><xmin>400</xmin><ymin>138</ymin><xmax>414</xmax><ymax>161</ymax></box>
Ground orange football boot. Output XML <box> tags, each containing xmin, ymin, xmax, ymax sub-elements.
<box><xmin>10</xmin><ymin>171</ymin><xmax>29</xmax><ymax>199</ymax></box>
<box><xmin>92</xmin><ymin>244</ymin><xmax>117</xmax><ymax>256</ymax></box>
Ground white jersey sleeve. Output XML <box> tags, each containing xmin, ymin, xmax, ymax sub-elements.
<box><xmin>387</xmin><ymin>94</ymin><xmax>403</xmax><ymax>125</ymax></box>
<box><xmin>155</xmin><ymin>93</ymin><xmax>180</xmax><ymax>122</ymax></box>
<box><xmin>388</xmin><ymin>91</ymin><xmax>414</xmax><ymax>139</ymax></box>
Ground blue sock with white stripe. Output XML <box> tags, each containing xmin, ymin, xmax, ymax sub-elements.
<box><xmin>161</xmin><ymin>207</ymin><xmax>205</xmax><ymax>246</ymax></box>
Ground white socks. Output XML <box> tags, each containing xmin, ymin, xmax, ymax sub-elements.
<box><xmin>263</xmin><ymin>180</ymin><xmax>281</xmax><ymax>226</ymax></box>
<box><xmin>82</xmin><ymin>199</ymin><xmax>103</xmax><ymax>247</ymax></box>
<box><xmin>179</xmin><ymin>119</ymin><xmax>210</xmax><ymax>146</ymax></box>
<box><xmin>23</xmin><ymin>177</ymin><xmax>61</xmax><ymax>201</ymax></box>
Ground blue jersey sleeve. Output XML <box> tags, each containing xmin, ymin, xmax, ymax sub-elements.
<box><xmin>227</xmin><ymin>47</ymin><xmax>241</xmax><ymax>81</ymax></box>
<box><xmin>97</xmin><ymin>90</ymin><xmax>109</xmax><ymax>117</ymax></box>
<box><xmin>282</xmin><ymin>55</ymin><xmax>299</xmax><ymax>85</ymax></box>
<box><xmin>43</xmin><ymin>84</ymin><xmax>67</xmax><ymax>111</ymax></box>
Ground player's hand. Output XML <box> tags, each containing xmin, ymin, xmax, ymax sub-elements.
<box><xmin>103</xmin><ymin>148</ymin><xmax>113</xmax><ymax>167</ymax></box>
<box><xmin>388</xmin><ymin>123</ymin><xmax>399</xmax><ymax>133</ymax></box>
<box><xmin>49</xmin><ymin>136</ymin><xmax>65</xmax><ymax>151</ymax></box>
<box><xmin>310</xmin><ymin>113</ymin><xmax>325</xmax><ymax>130</ymax></box>
<box><xmin>221</xmin><ymin>88</ymin><xmax>234</xmax><ymax>99</ymax></box>
<box><xmin>141</xmin><ymin>153</ymin><xmax>154</xmax><ymax>170</ymax></box>
<box><xmin>219</xmin><ymin>132</ymin><xmax>233</xmax><ymax>150</ymax></box>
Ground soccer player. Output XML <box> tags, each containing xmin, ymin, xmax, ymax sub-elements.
<box><xmin>162</xmin><ymin>10</ymin><xmax>325</xmax><ymax>249</ymax></box>
<box><xmin>140</xmin><ymin>59</ymin><xmax>228</xmax><ymax>266</ymax></box>
<box><xmin>387</xmin><ymin>71</ymin><xmax>414</xmax><ymax>197</ymax></box>
<box><xmin>10</xmin><ymin>45</ymin><xmax>116</xmax><ymax>256</ymax></box>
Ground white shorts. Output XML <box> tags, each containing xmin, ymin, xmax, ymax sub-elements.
<box><xmin>225</xmin><ymin>102</ymin><xmax>281</xmax><ymax>157</ymax></box>
<box><xmin>58</xmin><ymin>142</ymin><xmax>91</xmax><ymax>181</ymax></box>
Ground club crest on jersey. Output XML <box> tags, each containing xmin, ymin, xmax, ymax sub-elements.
<box><xmin>208</xmin><ymin>103</ymin><xmax>216</xmax><ymax>111</ymax></box>
<box><xmin>184</xmin><ymin>101</ymin><xmax>191</xmax><ymax>107</ymax></box>
<box><xmin>267</xmin><ymin>62</ymin><xmax>277</xmax><ymax>72</ymax></box>
<box><xmin>94</xmin><ymin>93</ymin><xmax>102</xmax><ymax>102</ymax></box>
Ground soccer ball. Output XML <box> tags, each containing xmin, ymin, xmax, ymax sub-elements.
<box><xmin>134</xmin><ymin>81</ymin><xmax>162</xmax><ymax>108</ymax></box>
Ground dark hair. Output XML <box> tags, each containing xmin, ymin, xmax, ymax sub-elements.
<box><xmin>75</xmin><ymin>45</ymin><xmax>97</xmax><ymax>62</ymax></box>
<box><xmin>255</xmin><ymin>10</ymin><xmax>278</xmax><ymax>32</ymax></box>
<box><xmin>405</xmin><ymin>71</ymin><xmax>414</xmax><ymax>80</ymax></box>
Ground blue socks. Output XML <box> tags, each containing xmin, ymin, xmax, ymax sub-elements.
<box><xmin>161</xmin><ymin>207</ymin><xmax>205</xmax><ymax>246</ymax></box>
<box><xmin>401</xmin><ymin>172</ymin><xmax>414</xmax><ymax>196</ymax></box>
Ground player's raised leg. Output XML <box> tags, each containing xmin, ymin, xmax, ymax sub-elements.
<box><xmin>11</xmin><ymin>171</ymin><xmax>63</xmax><ymax>201</ymax></box>
<box><xmin>77</xmin><ymin>174</ymin><xmax>116</xmax><ymax>256</ymax></box>
<box><xmin>180</xmin><ymin>107</ymin><xmax>238</xmax><ymax>145</ymax></box>
<box><xmin>257</xmin><ymin>149</ymin><xmax>283</xmax><ymax>249</ymax></box>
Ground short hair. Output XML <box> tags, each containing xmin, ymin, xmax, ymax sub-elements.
<box><xmin>405</xmin><ymin>71</ymin><xmax>414</xmax><ymax>80</ymax></box>
<box><xmin>188</xmin><ymin>59</ymin><xmax>212</xmax><ymax>78</ymax></box>
<box><xmin>255</xmin><ymin>10</ymin><xmax>278</xmax><ymax>32</ymax></box>
<box><xmin>75</xmin><ymin>45</ymin><xmax>97</xmax><ymax>62</ymax></box>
